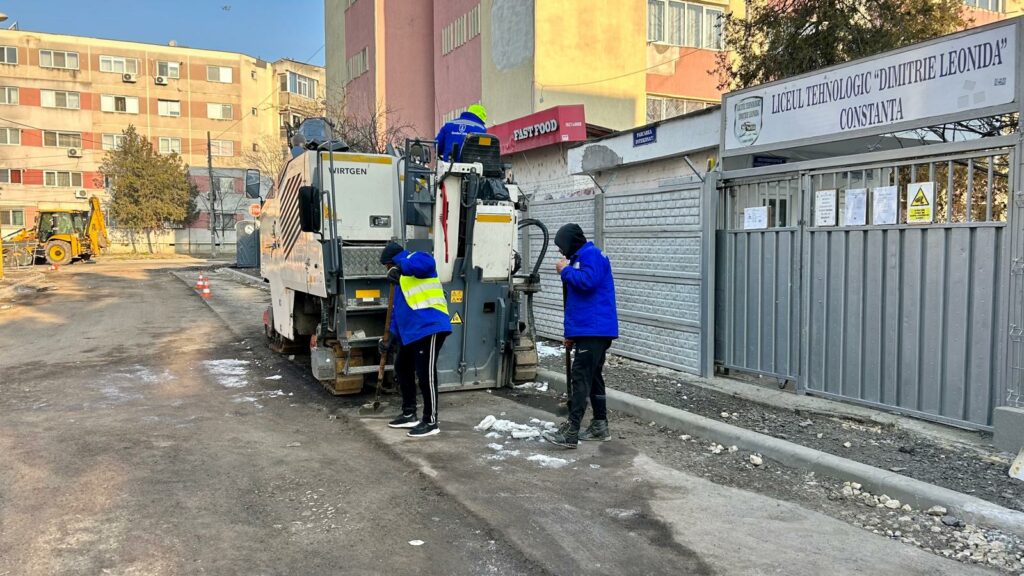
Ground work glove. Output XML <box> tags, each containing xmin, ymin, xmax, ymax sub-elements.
<box><xmin>386</xmin><ymin>267</ymin><xmax>402</xmax><ymax>285</ymax></box>
<box><xmin>378</xmin><ymin>333</ymin><xmax>398</xmax><ymax>355</ymax></box>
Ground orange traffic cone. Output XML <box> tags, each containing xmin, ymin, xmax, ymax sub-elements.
<box><xmin>201</xmin><ymin>277</ymin><xmax>212</xmax><ymax>299</ymax></box>
<box><xmin>49</xmin><ymin>264</ymin><xmax>59</xmax><ymax>271</ymax></box>
<box><xmin>195</xmin><ymin>273</ymin><xmax>205</xmax><ymax>291</ymax></box>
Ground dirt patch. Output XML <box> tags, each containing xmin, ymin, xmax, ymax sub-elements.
<box><xmin>537</xmin><ymin>348</ymin><xmax>1024</xmax><ymax>514</ymax></box>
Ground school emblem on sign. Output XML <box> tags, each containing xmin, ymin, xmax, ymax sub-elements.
<box><xmin>733</xmin><ymin>96</ymin><xmax>763</xmax><ymax>146</ymax></box>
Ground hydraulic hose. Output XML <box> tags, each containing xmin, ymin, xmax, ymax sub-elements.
<box><xmin>517</xmin><ymin>218</ymin><xmax>549</xmax><ymax>278</ymax></box>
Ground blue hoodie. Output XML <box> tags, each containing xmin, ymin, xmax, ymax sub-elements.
<box><xmin>389</xmin><ymin>250</ymin><xmax>453</xmax><ymax>346</ymax></box>
<box><xmin>560</xmin><ymin>241</ymin><xmax>619</xmax><ymax>339</ymax></box>
<box><xmin>436</xmin><ymin>111</ymin><xmax>486</xmax><ymax>161</ymax></box>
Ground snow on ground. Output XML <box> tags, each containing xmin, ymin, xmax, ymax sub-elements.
<box><xmin>536</xmin><ymin>341</ymin><xmax>563</xmax><ymax>358</ymax></box>
<box><xmin>513</xmin><ymin>382</ymin><xmax>549</xmax><ymax>392</ymax></box>
<box><xmin>475</xmin><ymin>415</ymin><xmax>574</xmax><ymax>468</ymax></box>
<box><xmin>203</xmin><ymin>359</ymin><xmax>250</xmax><ymax>388</ymax></box>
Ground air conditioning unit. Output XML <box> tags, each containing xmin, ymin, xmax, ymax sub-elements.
<box><xmin>75</xmin><ymin>190</ymin><xmax>88</xmax><ymax>199</ymax></box>
<box><xmin>122</xmin><ymin>72</ymin><xmax>137</xmax><ymax>83</ymax></box>
<box><xmin>154</xmin><ymin>75</ymin><xmax>168</xmax><ymax>86</ymax></box>
<box><xmin>67</xmin><ymin>148</ymin><xmax>82</xmax><ymax>158</ymax></box>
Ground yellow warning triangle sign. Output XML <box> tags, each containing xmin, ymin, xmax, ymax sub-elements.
<box><xmin>451</xmin><ymin>312</ymin><xmax>463</xmax><ymax>325</ymax></box>
<box><xmin>911</xmin><ymin>188</ymin><xmax>929</xmax><ymax>207</ymax></box>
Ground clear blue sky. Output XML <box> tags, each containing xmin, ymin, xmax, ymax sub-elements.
<box><xmin>1</xmin><ymin>0</ymin><xmax>326</xmax><ymax>65</ymax></box>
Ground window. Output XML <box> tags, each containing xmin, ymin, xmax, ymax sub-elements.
<box><xmin>646</xmin><ymin>95</ymin><xmax>714</xmax><ymax>123</ymax></box>
<box><xmin>346</xmin><ymin>48</ymin><xmax>368</xmax><ymax>83</ymax></box>
<box><xmin>156</xmin><ymin>60</ymin><xmax>180</xmax><ymax>79</ymax></box>
<box><xmin>158</xmin><ymin>137</ymin><xmax>181</xmax><ymax>155</ymax></box>
<box><xmin>0</xmin><ymin>169</ymin><xmax>23</xmax><ymax>184</ymax></box>
<box><xmin>0</xmin><ymin>86</ymin><xmax>17</xmax><ymax>105</ymax></box>
<box><xmin>100</xmin><ymin>94</ymin><xmax>140</xmax><ymax>114</ymax></box>
<box><xmin>101</xmin><ymin>134</ymin><xmax>126</xmax><ymax>150</ymax></box>
<box><xmin>158</xmin><ymin>99</ymin><xmax>181</xmax><ymax>117</ymax></box>
<box><xmin>216</xmin><ymin>177</ymin><xmax>236</xmax><ymax>194</ymax></box>
<box><xmin>210</xmin><ymin>139</ymin><xmax>234</xmax><ymax>157</ymax></box>
<box><xmin>207</xmin><ymin>103</ymin><xmax>233</xmax><ymax>120</ymax></box>
<box><xmin>441</xmin><ymin>6</ymin><xmax>480</xmax><ymax>55</ymax></box>
<box><xmin>964</xmin><ymin>0</ymin><xmax>1004</xmax><ymax>11</ymax></box>
<box><xmin>44</xmin><ymin>171</ymin><xmax>83</xmax><ymax>187</ymax></box>
<box><xmin>0</xmin><ymin>46</ymin><xmax>16</xmax><ymax>65</ymax></box>
<box><xmin>648</xmin><ymin>1</ymin><xmax>725</xmax><ymax>49</ymax></box>
<box><xmin>99</xmin><ymin>55</ymin><xmax>139</xmax><ymax>75</ymax></box>
<box><xmin>207</xmin><ymin>65</ymin><xmax>233</xmax><ymax>83</ymax></box>
<box><xmin>648</xmin><ymin>0</ymin><xmax>665</xmax><ymax>42</ymax></box>
<box><xmin>41</xmin><ymin>90</ymin><xmax>80</xmax><ymax>109</ymax></box>
<box><xmin>0</xmin><ymin>128</ymin><xmax>20</xmax><ymax>145</ymax></box>
<box><xmin>0</xmin><ymin>209</ymin><xmax>25</xmax><ymax>227</ymax></box>
<box><xmin>39</xmin><ymin>49</ymin><xmax>79</xmax><ymax>70</ymax></box>
<box><xmin>285</xmin><ymin>71</ymin><xmax>319</xmax><ymax>99</ymax></box>
<box><xmin>42</xmin><ymin>131</ymin><xmax>82</xmax><ymax>148</ymax></box>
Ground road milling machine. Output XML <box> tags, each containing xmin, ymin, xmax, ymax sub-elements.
<box><xmin>260</xmin><ymin>119</ymin><xmax>548</xmax><ymax>395</ymax></box>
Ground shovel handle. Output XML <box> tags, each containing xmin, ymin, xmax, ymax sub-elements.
<box><xmin>378</xmin><ymin>284</ymin><xmax>397</xmax><ymax>381</ymax></box>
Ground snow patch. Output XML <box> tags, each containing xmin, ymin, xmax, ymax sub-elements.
<box><xmin>487</xmin><ymin>443</ymin><xmax>505</xmax><ymax>451</ymax></box>
<box><xmin>204</xmin><ymin>359</ymin><xmax>250</xmax><ymax>388</ymax></box>
<box><xmin>265</xmin><ymin>375</ymin><xmax>283</xmax><ymax>381</ymax></box>
<box><xmin>536</xmin><ymin>341</ymin><xmax>563</xmax><ymax>358</ymax></box>
<box><xmin>526</xmin><ymin>454</ymin><xmax>573</xmax><ymax>469</ymax></box>
<box><xmin>514</xmin><ymin>381</ymin><xmax>549</xmax><ymax>392</ymax></box>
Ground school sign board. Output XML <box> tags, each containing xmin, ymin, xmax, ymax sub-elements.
<box><xmin>723</xmin><ymin>21</ymin><xmax>1018</xmax><ymax>155</ymax></box>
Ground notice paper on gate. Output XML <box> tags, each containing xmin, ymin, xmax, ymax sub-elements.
<box><xmin>906</xmin><ymin>182</ymin><xmax>935</xmax><ymax>225</ymax></box>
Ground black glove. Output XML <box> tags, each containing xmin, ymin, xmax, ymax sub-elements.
<box><xmin>378</xmin><ymin>334</ymin><xmax>397</xmax><ymax>355</ymax></box>
<box><xmin>386</xmin><ymin>267</ymin><xmax>402</xmax><ymax>285</ymax></box>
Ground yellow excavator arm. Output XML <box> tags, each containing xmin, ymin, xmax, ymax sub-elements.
<box><xmin>87</xmin><ymin>196</ymin><xmax>109</xmax><ymax>254</ymax></box>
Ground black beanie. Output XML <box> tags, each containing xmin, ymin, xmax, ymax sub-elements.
<box><xmin>554</xmin><ymin>223</ymin><xmax>587</xmax><ymax>257</ymax></box>
<box><xmin>379</xmin><ymin>240</ymin><xmax>403</xmax><ymax>265</ymax></box>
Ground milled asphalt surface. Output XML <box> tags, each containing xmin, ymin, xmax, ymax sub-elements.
<box><xmin>0</xmin><ymin>261</ymin><xmax>1001</xmax><ymax>575</ymax></box>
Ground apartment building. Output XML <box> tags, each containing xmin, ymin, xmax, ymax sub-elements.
<box><xmin>0</xmin><ymin>28</ymin><xmax>324</xmax><ymax>237</ymax></box>
<box><xmin>325</xmin><ymin>0</ymin><xmax>744</xmax><ymax>138</ymax></box>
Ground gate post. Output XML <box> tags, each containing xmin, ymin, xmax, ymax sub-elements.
<box><xmin>701</xmin><ymin>171</ymin><xmax>720</xmax><ymax>377</ymax></box>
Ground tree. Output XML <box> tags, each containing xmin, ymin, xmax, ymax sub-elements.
<box><xmin>714</xmin><ymin>0</ymin><xmax>968</xmax><ymax>91</ymax></box>
<box><xmin>244</xmin><ymin>135</ymin><xmax>290</xmax><ymax>187</ymax></box>
<box><xmin>100</xmin><ymin>125</ymin><xmax>197</xmax><ymax>253</ymax></box>
<box><xmin>286</xmin><ymin>84</ymin><xmax>416</xmax><ymax>154</ymax></box>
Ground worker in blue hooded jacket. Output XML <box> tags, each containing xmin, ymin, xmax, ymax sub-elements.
<box><xmin>542</xmin><ymin>223</ymin><xmax>619</xmax><ymax>449</ymax></box>
<box><xmin>378</xmin><ymin>240</ymin><xmax>452</xmax><ymax>438</ymax></box>
<box><xmin>436</xmin><ymin>104</ymin><xmax>487</xmax><ymax>161</ymax></box>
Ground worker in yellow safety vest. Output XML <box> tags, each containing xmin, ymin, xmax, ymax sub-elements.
<box><xmin>378</xmin><ymin>240</ymin><xmax>452</xmax><ymax>438</ymax></box>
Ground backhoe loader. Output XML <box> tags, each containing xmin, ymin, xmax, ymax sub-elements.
<box><xmin>1</xmin><ymin>196</ymin><xmax>109</xmax><ymax>266</ymax></box>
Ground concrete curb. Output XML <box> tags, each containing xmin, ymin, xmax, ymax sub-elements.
<box><xmin>537</xmin><ymin>367</ymin><xmax>1024</xmax><ymax>538</ymax></box>
<box><xmin>216</xmin><ymin>266</ymin><xmax>269</xmax><ymax>292</ymax></box>
<box><xmin>0</xmin><ymin>271</ymin><xmax>45</xmax><ymax>300</ymax></box>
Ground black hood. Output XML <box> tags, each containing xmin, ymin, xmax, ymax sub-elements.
<box><xmin>379</xmin><ymin>240</ymin><xmax>404</xmax><ymax>265</ymax></box>
<box><xmin>554</xmin><ymin>223</ymin><xmax>587</xmax><ymax>257</ymax></box>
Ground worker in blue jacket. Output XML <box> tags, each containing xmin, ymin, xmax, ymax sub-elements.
<box><xmin>436</xmin><ymin>104</ymin><xmax>487</xmax><ymax>161</ymax></box>
<box><xmin>542</xmin><ymin>223</ymin><xmax>618</xmax><ymax>449</ymax></box>
<box><xmin>378</xmin><ymin>241</ymin><xmax>452</xmax><ymax>438</ymax></box>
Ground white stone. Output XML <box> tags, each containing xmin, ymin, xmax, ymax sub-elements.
<box><xmin>842</xmin><ymin>442</ymin><xmax>852</xmax><ymax>448</ymax></box>
<box><xmin>901</xmin><ymin>504</ymin><xmax>913</xmax><ymax>513</ymax></box>
<box><xmin>851</xmin><ymin>482</ymin><xmax>862</xmax><ymax>490</ymax></box>
<box><xmin>841</xmin><ymin>486</ymin><xmax>855</xmax><ymax>497</ymax></box>
<box><xmin>885</xmin><ymin>499</ymin><xmax>902</xmax><ymax>510</ymax></box>
<box><xmin>749</xmin><ymin>454</ymin><xmax>764</xmax><ymax>466</ymax></box>
<box><xmin>927</xmin><ymin>505</ymin><xmax>947</xmax><ymax>516</ymax></box>
<box><xmin>678</xmin><ymin>434</ymin><xmax>692</xmax><ymax>441</ymax></box>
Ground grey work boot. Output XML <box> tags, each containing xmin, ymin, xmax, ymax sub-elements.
<box><xmin>543</xmin><ymin>422</ymin><xmax>579</xmax><ymax>449</ymax></box>
<box><xmin>579</xmin><ymin>419</ymin><xmax>610</xmax><ymax>442</ymax></box>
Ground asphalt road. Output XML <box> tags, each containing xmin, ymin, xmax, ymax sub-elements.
<box><xmin>0</xmin><ymin>261</ymin><xmax>1000</xmax><ymax>575</ymax></box>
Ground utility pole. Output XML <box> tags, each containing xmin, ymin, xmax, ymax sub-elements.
<box><xmin>207</xmin><ymin>131</ymin><xmax>217</xmax><ymax>258</ymax></box>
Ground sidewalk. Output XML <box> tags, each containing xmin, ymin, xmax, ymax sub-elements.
<box><xmin>354</xmin><ymin>390</ymin><xmax>996</xmax><ymax>576</ymax></box>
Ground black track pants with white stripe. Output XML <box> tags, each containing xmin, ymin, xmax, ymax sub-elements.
<box><xmin>396</xmin><ymin>333</ymin><xmax>448</xmax><ymax>425</ymax></box>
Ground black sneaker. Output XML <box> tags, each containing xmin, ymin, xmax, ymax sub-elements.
<box><xmin>388</xmin><ymin>413</ymin><xmax>419</xmax><ymax>429</ymax></box>
<box><xmin>407</xmin><ymin>422</ymin><xmax>440</xmax><ymax>438</ymax></box>
<box><xmin>580</xmin><ymin>419</ymin><xmax>610</xmax><ymax>442</ymax></box>
<box><xmin>542</xmin><ymin>426</ymin><xmax>578</xmax><ymax>449</ymax></box>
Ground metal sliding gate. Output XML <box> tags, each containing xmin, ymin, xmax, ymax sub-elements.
<box><xmin>717</xmin><ymin>143</ymin><xmax>1017</xmax><ymax>429</ymax></box>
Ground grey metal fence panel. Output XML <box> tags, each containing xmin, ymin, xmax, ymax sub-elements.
<box><xmin>715</xmin><ymin>177</ymin><xmax>802</xmax><ymax>380</ymax></box>
<box><xmin>800</xmin><ymin>151</ymin><xmax>1012</xmax><ymax>429</ymax></box>
<box><xmin>527</xmin><ymin>182</ymin><xmax>707</xmax><ymax>376</ymax></box>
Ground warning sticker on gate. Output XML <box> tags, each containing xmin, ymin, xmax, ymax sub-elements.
<box><xmin>906</xmin><ymin>182</ymin><xmax>934</xmax><ymax>224</ymax></box>
<box><xmin>450</xmin><ymin>290</ymin><xmax>464</xmax><ymax>303</ymax></box>
<box><xmin>450</xmin><ymin>312</ymin><xmax>463</xmax><ymax>324</ymax></box>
